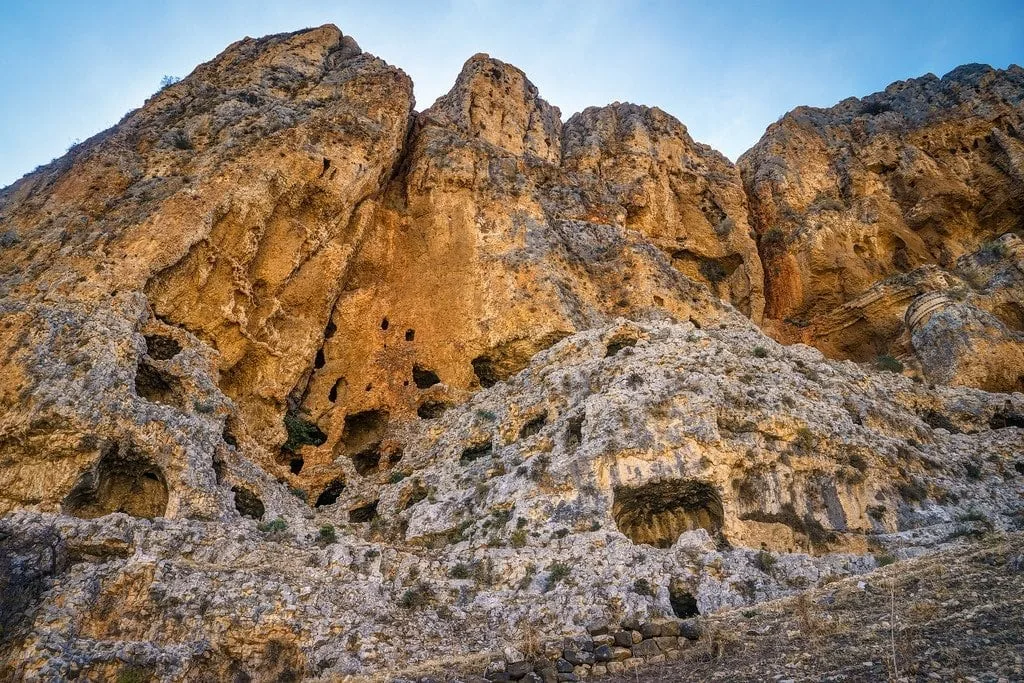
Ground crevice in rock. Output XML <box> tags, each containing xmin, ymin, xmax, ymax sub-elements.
<box><xmin>460</xmin><ymin>441</ymin><xmax>493</xmax><ymax>464</ymax></box>
<box><xmin>605</xmin><ymin>335</ymin><xmax>638</xmax><ymax>358</ymax></box>
<box><xmin>612</xmin><ymin>479</ymin><xmax>723</xmax><ymax>548</ymax></box>
<box><xmin>63</xmin><ymin>444</ymin><xmax>168</xmax><ymax>519</ymax></box>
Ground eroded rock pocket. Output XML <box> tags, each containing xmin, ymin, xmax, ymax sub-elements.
<box><xmin>349</xmin><ymin>500</ymin><xmax>378</xmax><ymax>523</ymax></box>
<box><xmin>135</xmin><ymin>361</ymin><xmax>183</xmax><ymax>408</ymax></box>
<box><xmin>63</xmin><ymin>444</ymin><xmax>168</xmax><ymax>519</ymax></box>
<box><xmin>144</xmin><ymin>334</ymin><xmax>181</xmax><ymax>360</ymax></box>
<box><xmin>232</xmin><ymin>486</ymin><xmax>265</xmax><ymax>520</ymax></box>
<box><xmin>342</xmin><ymin>410</ymin><xmax>388</xmax><ymax>475</ymax></box>
<box><xmin>612</xmin><ymin>479</ymin><xmax>723</xmax><ymax>548</ymax></box>
<box><xmin>315</xmin><ymin>479</ymin><xmax>345</xmax><ymax>508</ymax></box>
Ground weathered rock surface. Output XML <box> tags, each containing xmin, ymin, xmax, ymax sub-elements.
<box><xmin>0</xmin><ymin>24</ymin><xmax>1022</xmax><ymax>683</ymax></box>
<box><xmin>740</xmin><ymin>64</ymin><xmax>1024</xmax><ymax>385</ymax></box>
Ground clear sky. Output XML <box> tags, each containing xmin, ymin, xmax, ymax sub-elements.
<box><xmin>1</xmin><ymin>0</ymin><xmax>1021</xmax><ymax>187</ymax></box>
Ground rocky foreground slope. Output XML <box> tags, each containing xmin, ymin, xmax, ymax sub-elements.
<box><xmin>0</xmin><ymin>25</ymin><xmax>1022</xmax><ymax>682</ymax></box>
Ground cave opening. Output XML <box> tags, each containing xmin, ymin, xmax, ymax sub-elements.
<box><xmin>232</xmin><ymin>486</ymin><xmax>265</xmax><ymax>520</ymax></box>
<box><xmin>612</xmin><ymin>479</ymin><xmax>724</xmax><ymax>548</ymax></box>
<box><xmin>412</xmin><ymin>365</ymin><xmax>441</xmax><ymax>389</ymax></box>
<box><xmin>135</xmin><ymin>361</ymin><xmax>182</xmax><ymax>408</ymax></box>
<box><xmin>315</xmin><ymin>479</ymin><xmax>345</xmax><ymax>508</ymax></box>
<box><xmin>417</xmin><ymin>400</ymin><xmax>449</xmax><ymax>419</ymax></box>
<box><xmin>669</xmin><ymin>580</ymin><xmax>700</xmax><ymax>618</ymax></box>
<box><xmin>348</xmin><ymin>500</ymin><xmax>379</xmax><ymax>523</ymax></box>
<box><xmin>63</xmin><ymin>444</ymin><xmax>169</xmax><ymax>519</ymax></box>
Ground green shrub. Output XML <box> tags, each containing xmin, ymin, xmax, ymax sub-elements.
<box><xmin>388</xmin><ymin>471</ymin><xmax>407</xmax><ymax>484</ymax></box>
<box><xmin>752</xmin><ymin>346</ymin><xmax>768</xmax><ymax>358</ymax></box>
<box><xmin>398</xmin><ymin>582</ymin><xmax>433</xmax><ymax>609</ymax></box>
<box><xmin>318</xmin><ymin>524</ymin><xmax>336</xmax><ymax>545</ymax></box>
<box><xmin>449</xmin><ymin>563</ymin><xmax>471</xmax><ymax>579</ymax></box>
<box><xmin>874</xmin><ymin>553</ymin><xmax>896</xmax><ymax>567</ymax></box>
<box><xmin>754</xmin><ymin>549</ymin><xmax>776</xmax><ymax>574</ymax></box>
<box><xmin>258</xmin><ymin>517</ymin><xmax>287</xmax><ymax>533</ymax></box>
<box><xmin>632</xmin><ymin>578</ymin><xmax>655</xmax><ymax>597</ymax></box>
<box><xmin>876</xmin><ymin>354</ymin><xmax>903</xmax><ymax>373</ymax></box>
<box><xmin>159</xmin><ymin>75</ymin><xmax>180</xmax><ymax>89</ymax></box>
<box><xmin>283</xmin><ymin>411</ymin><xmax>326</xmax><ymax>452</ymax></box>
<box><xmin>170</xmin><ymin>131</ymin><xmax>192</xmax><ymax>151</ymax></box>
<box><xmin>510</xmin><ymin>529</ymin><xmax>527</xmax><ymax>549</ymax></box>
<box><xmin>544</xmin><ymin>562</ymin><xmax>571</xmax><ymax>592</ymax></box>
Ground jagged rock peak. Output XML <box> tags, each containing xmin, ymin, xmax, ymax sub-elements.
<box><xmin>423</xmin><ymin>53</ymin><xmax>562</xmax><ymax>163</ymax></box>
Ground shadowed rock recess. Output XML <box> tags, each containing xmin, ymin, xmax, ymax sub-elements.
<box><xmin>0</xmin><ymin>24</ymin><xmax>1021</xmax><ymax>682</ymax></box>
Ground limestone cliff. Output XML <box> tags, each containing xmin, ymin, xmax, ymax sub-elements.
<box><xmin>0</xmin><ymin>24</ymin><xmax>1022</xmax><ymax>683</ymax></box>
<box><xmin>739</xmin><ymin>64</ymin><xmax>1024</xmax><ymax>391</ymax></box>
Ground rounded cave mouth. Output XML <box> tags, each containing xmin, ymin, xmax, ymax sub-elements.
<box><xmin>612</xmin><ymin>479</ymin><xmax>724</xmax><ymax>549</ymax></box>
<box><xmin>63</xmin><ymin>444</ymin><xmax>169</xmax><ymax>520</ymax></box>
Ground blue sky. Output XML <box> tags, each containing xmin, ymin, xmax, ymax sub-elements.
<box><xmin>1</xmin><ymin>0</ymin><xmax>1021</xmax><ymax>187</ymax></box>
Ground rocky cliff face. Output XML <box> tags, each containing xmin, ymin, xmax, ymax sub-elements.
<box><xmin>739</xmin><ymin>64</ymin><xmax>1024</xmax><ymax>391</ymax></box>
<box><xmin>0</xmin><ymin>25</ymin><xmax>1021</xmax><ymax>682</ymax></box>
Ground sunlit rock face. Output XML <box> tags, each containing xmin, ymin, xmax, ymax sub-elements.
<box><xmin>0</xmin><ymin>24</ymin><xmax>1022</xmax><ymax>682</ymax></box>
<box><xmin>739</xmin><ymin>64</ymin><xmax>1024</xmax><ymax>375</ymax></box>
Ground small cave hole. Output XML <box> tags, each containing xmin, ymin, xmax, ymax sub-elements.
<box><xmin>328</xmin><ymin>377</ymin><xmax>345</xmax><ymax>403</ymax></box>
<box><xmin>412</xmin><ymin>365</ymin><xmax>441</xmax><ymax>389</ymax></box>
<box><xmin>565</xmin><ymin>415</ymin><xmax>584</xmax><ymax>451</ymax></box>
<box><xmin>63</xmin><ymin>444</ymin><xmax>169</xmax><ymax>520</ymax></box>
<box><xmin>669</xmin><ymin>582</ymin><xmax>700</xmax><ymax>619</ymax></box>
<box><xmin>289</xmin><ymin>457</ymin><xmax>304</xmax><ymax>475</ymax></box>
<box><xmin>352</xmin><ymin>444</ymin><xmax>383</xmax><ymax>476</ymax></box>
<box><xmin>605</xmin><ymin>336</ymin><xmax>638</xmax><ymax>358</ymax></box>
<box><xmin>417</xmin><ymin>400</ymin><xmax>450</xmax><ymax>419</ymax></box>
<box><xmin>381</xmin><ymin>318</ymin><xmax>389</xmax><ymax>330</ymax></box>
<box><xmin>919</xmin><ymin>410</ymin><xmax>960</xmax><ymax>434</ymax></box>
<box><xmin>315</xmin><ymin>479</ymin><xmax>345</xmax><ymax>508</ymax></box>
<box><xmin>324</xmin><ymin>320</ymin><xmax>337</xmax><ymax>338</ymax></box>
<box><xmin>314</xmin><ymin>349</ymin><xmax>326</xmax><ymax>369</ymax></box>
<box><xmin>135</xmin><ymin>361</ymin><xmax>183</xmax><ymax>408</ymax></box>
<box><xmin>1015</xmin><ymin>462</ymin><xmax>1024</xmax><ymax>475</ymax></box>
<box><xmin>460</xmin><ymin>441</ymin><xmax>493</xmax><ymax>465</ymax></box>
<box><xmin>342</xmin><ymin>410</ymin><xmax>388</xmax><ymax>452</ymax></box>
<box><xmin>232</xmin><ymin>486</ymin><xmax>265</xmax><ymax>520</ymax></box>
<box><xmin>471</xmin><ymin>355</ymin><xmax>499</xmax><ymax>388</ymax></box>
<box><xmin>518</xmin><ymin>413</ymin><xmax>547</xmax><ymax>440</ymax></box>
<box><xmin>405</xmin><ymin>329</ymin><xmax>415</xmax><ymax>341</ymax></box>
<box><xmin>348</xmin><ymin>500</ymin><xmax>379</xmax><ymax>523</ymax></box>
<box><xmin>144</xmin><ymin>334</ymin><xmax>181</xmax><ymax>360</ymax></box>
<box><xmin>612</xmin><ymin>479</ymin><xmax>724</xmax><ymax>548</ymax></box>
<box><xmin>989</xmin><ymin>411</ymin><xmax>1024</xmax><ymax>430</ymax></box>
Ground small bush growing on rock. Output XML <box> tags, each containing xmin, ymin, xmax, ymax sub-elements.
<box><xmin>754</xmin><ymin>550</ymin><xmax>776</xmax><ymax>574</ymax></box>
<box><xmin>632</xmin><ymin>578</ymin><xmax>655</xmax><ymax>596</ymax></box>
<box><xmin>449</xmin><ymin>563</ymin><xmax>471</xmax><ymax>579</ymax></box>
<box><xmin>544</xmin><ymin>562</ymin><xmax>571</xmax><ymax>592</ymax></box>
<box><xmin>388</xmin><ymin>471</ymin><xmax>407</xmax><ymax>484</ymax></box>
<box><xmin>170</xmin><ymin>131</ymin><xmax>193</xmax><ymax>151</ymax></box>
<box><xmin>283</xmin><ymin>411</ymin><xmax>327</xmax><ymax>452</ymax></box>
<box><xmin>116</xmin><ymin>667</ymin><xmax>148</xmax><ymax>683</ymax></box>
<box><xmin>978</xmin><ymin>240</ymin><xmax>1008</xmax><ymax>264</ymax></box>
<box><xmin>876</xmin><ymin>354</ymin><xmax>903</xmax><ymax>373</ymax></box>
<box><xmin>475</xmin><ymin>409</ymin><xmax>497</xmax><ymax>421</ymax></box>
<box><xmin>752</xmin><ymin>346</ymin><xmax>768</xmax><ymax>358</ymax></box>
<box><xmin>874</xmin><ymin>553</ymin><xmax>896</xmax><ymax>567</ymax></box>
<box><xmin>159</xmin><ymin>75</ymin><xmax>180</xmax><ymax>89</ymax></box>
<box><xmin>318</xmin><ymin>524</ymin><xmax>336</xmax><ymax>545</ymax></box>
<box><xmin>699</xmin><ymin>259</ymin><xmax>728</xmax><ymax>284</ymax></box>
<box><xmin>398</xmin><ymin>582</ymin><xmax>433</xmax><ymax>609</ymax></box>
<box><xmin>510</xmin><ymin>529</ymin><xmax>527</xmax><ymax>548</ymax></box>
<box><xmin>258</xmin><ymin>517</ymin><xmax>287</xmax><ymax>534</ymax></box>
<box><xmin>289</xmin><ymin>486</ymin><xmax>308</xmax><ymax>502</ymax></box>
